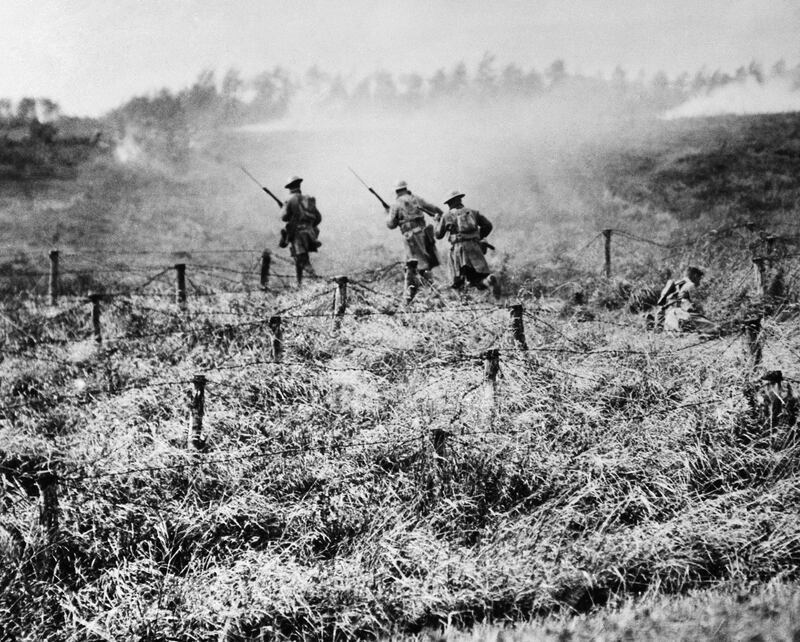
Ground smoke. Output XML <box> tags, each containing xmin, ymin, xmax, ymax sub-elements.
<box><xmin>224</xmin><ymin>81</ymin><xmax>652</xmax><ymax>272</ymax></box>
<box><xmin>114</xmin><ymin>130</ymin><xmax>146</xmax><ymax>164</ymax></box>
<box><xmin>663</xmin><ymin>77</ymin><xmax>800</xmax><ymax>119</ymax></box>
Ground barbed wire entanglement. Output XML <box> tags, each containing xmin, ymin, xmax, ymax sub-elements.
<box><xmin>2</xmin><ymin>221</ymin><xmax>799</xmax><ymax>531</ymax></box>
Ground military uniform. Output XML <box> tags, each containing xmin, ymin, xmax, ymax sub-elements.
<box><xmin>386</xmin><ymin>192</ymin><xmax>441</xmax><ymax>271</ymax></box>
<box><xmin>434</xmin><ymin>190</ymin><xmax>497</xmax><ymax>293</ymax></box>
<box><xmin>652</xmin><ymin>270</ymin><xmax>718</xmax><ymax>335</ymax></box>
<box><xmin>280</xmin><ymin>176</ymin><xmax>321</xmax><ymax>284</ymax></box>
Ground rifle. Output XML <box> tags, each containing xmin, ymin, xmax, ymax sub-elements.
<box><xmin>240</xmin><ymin>166</ymin><xmax>295</xmax><ymax>248</ymax></box>
<box><xmin>240</xmin><ymin>166</ymin><xmax>283</xmax><ymax>208</ymax></box>
<box><xmin>348</xmin><ymin>167</ymin><xmax>390</xmax><ymax>211</ymax></box>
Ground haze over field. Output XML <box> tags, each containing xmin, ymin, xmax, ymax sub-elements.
<box><xmin>2</xmin><ymin>1</ymin><xmax>800</xmax><ymax>271</ymax></box>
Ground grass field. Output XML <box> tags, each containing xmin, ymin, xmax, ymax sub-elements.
<box><xmin>1</xmin><ymin>111</ymin><xmax>800</xmax><ymax>640</ymax></box>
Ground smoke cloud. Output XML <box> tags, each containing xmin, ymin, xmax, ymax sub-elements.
<box><xmin>224</xmin><ymin>81</ymin><xmax>651</xmax><ymax>273</ymax></box>
<box><xmin>113</xmin><ymin>130</ymin><xmax>146</xmax><ymax>164</ymax></box>
<box><xmin>664</xmin><ymin>77</ymin><xmax>800</xmax><ymax>119</ymax></box>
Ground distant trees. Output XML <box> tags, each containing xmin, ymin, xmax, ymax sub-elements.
<box><xmin>475</xmin><ymin>53</ymin><xmax>497</xmax><ymax>95</ymax></box>
<box><xmin>107</xmin><ymin>89</ymin><xmax>189</xmax><ymax>163</ymax></box>
<box><xmin>0</xmin><ymin>97</ymin><xmax>63</xmax><ymax>143</ymax></box>
<box><xmin>93</xmin><ymin>55</ymin><xmax>800</xmax><ymax>165</ymax></box>
<box><xmin>545</xmin><ymin>59</ymin><xmax>567</xmax><ymax>86</ymax></box>
<box><xmin>16</xmin><ymin>98</ymin><xmax>37</xmax><ymax>122</ymax></box>
<box><xmin>38</xmin><ymin>99</ymin><xmax>60</xmax><ymax>121</ymax></box>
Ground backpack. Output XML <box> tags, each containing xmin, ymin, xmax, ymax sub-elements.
<box><xmin>454</xmin><ymin>209</ymin><xmax>478</xmax><ymax>235</ymax></box>
<box><xmin>397</xmin><ymin>194</ymin><xmax>425</xmax><ymax>226</ymax></box>
<box><xmin>298</xmin><ymin>195</ymin><xmax>319</xmax><ymax>225</ymax></box>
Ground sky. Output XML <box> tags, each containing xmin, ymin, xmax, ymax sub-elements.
<box><xmin>1</xmin><ymin>0</ymin><xmax>799</xmax><ymax>116</ymax></box>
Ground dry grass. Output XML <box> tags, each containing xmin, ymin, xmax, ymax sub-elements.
<box><xmin>2</xmin><ymin>272</ymin><xmax>800</xmax><ymax>640</ymax></box>
<box><xmin>2</xmin><ymin>112</ymin><xmax>800</xmax><ymax>640</ymax></box>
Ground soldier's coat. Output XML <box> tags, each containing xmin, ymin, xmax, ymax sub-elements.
<box><xmin>281</xmin><ymin>191</ymin><xmax>321</xmax><ymax>256</ymax></box>
<box><xmin>386</xmin><ymin>193</ymin><xmax>441</xmax><ymax>270</ymax></box>
<box><xmin>435</xmin><ymin>206</ymin><xmax>493</xmax><ymax>284</ymax></box>
<box><xmin>659</xmin><ymin>277</ymin><xmax>718</xmax><ymax>334</ymax></box>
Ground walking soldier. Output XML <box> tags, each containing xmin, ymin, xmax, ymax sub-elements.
<box><xmin>434</xmin><ymin>189</ymin><xmax>500</xmax><ymax>298</ymax></box>
<box><xmin>280</xmin><ymin>175</ymin><xmax>322</xmax><ymax>286</ymax></box>
<box><xmin>386</xmin><ymin>180</ymin><xmax>442</xmax><ymax>302</ymax></box>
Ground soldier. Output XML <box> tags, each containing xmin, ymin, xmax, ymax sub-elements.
<box><xmin>753</xmin><ymin>370</ymin><xmax>797</xmax><ymax>432</ymax></box>
<box><xmin>434</xmin><ymin>189</ymin><xmax>500</xmax><ymax>298</ymax></box>
<box><xmin>650</xmin><ymin>266</ymin><xmax>719</xmax><ymax>335</ymax></box>
<box><xmin>280</xmin><ymin>175</ymin><xmax>322</xmax><ymax>286</ymax></box>
<box><xmin>386</xmin><ymin>180</ymin><xmax>442</xmax><ymax>303</ymax></box>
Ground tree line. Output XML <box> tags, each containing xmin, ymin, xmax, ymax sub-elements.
<box><xmin>110</xmin><ymin>56</ymin><xmax>800</xmax><ymax>127</ymax></box>
<box><xmin>6</xmin><ymin>56</ymin><xmax>793</xmax><ymax>167</ymax></box>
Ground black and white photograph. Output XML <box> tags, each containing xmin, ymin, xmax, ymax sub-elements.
<box><xmin>1</xmin><ymin>1</ymin><xmax>800</xmax><ymax>639</ymax></box>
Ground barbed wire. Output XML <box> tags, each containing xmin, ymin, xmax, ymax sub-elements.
<box><xmin>58</xmin><ymin>247</ymin><xmax>268</xmax><ymax>258</ymax></box>
<box><xmin>610</xmin><ymin>229</ymin><xmax>678</xmax><ymax>250</ymax></box>
<box><xmin>58</xmin><ymin>380</ymin><xmax>752</xmax><ymax>485</ymax></box>
<box><xmin>0</xmin><ymin>321</ymin><xmax>756</xmax><ymax>414</ymax></box>
<box><xmin>68</xmin><ymin>434</ymin><xmax>424</xmax><ymax>482</ymax></box>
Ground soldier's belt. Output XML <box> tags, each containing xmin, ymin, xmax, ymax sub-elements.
<box><xmin>450</xmin><ymin>233</ymin><xmax>480</xmax><ymax>243</ymax></box>
<box><xmin>400</xmin><ymin>222</ymin><xmax>425</xmax><ymax>233</ymax></box>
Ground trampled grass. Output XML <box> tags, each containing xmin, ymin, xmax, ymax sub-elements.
<box><xmin>2</xmin><ymin>112</ymin><xmax>800</xmax><ymax>640</ymax></box>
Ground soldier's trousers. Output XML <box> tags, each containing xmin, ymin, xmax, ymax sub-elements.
<box><xmin>404</xmin><ymin>268</ymin><xmax>431</xmax><ymax>303</ymax></box>
<box><xmin>664</xmin><ymin>307</ymin><xmax>719</xmax><ymax>335</ymax></box>
<box><xmin>294</xmin><ymin>253</ymin><xmax>316</xmax><ymax>286</ymax></box>
<box><xmin>453</xmin><ymin>266</ymin><xmax>488</xmax><ymax>290</ymax></box>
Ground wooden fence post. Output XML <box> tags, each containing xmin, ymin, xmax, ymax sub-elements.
<box><xmin>188</xmin><ymin>374</ymin><xmax>206</xmax><ymax>450</ymax></box>
<box><xmin>744</xmin><ymin>316</ymin><xmax>763</xmax><ymax>369</ymax></box>
<box><xmin>509</xmin><ymin>303</ymin><xmax>527</xmax><ymax>350</ymax></box>
<box><xmin>37</xmin><ymin>470</ymin><xmax>59</xmax><ymax>547</ymax></box>
<box><xmin>430</xmin><ymin>428</ymin><xmax>449</xmax><ymax>459</ymax></box>
<box><xmin>48</xmin><ymin>249</ymin><xmax>59</xmax><ymax>305</ymax></box>
<box><xmin>269</xmin><ymin>315</ymin><xmax>283</xmax><ymax>362</ymax></box>
<box><xmin>404</xmin><ymin>259</ymin><xmax>419</xmax><ymax>303</ymax></box>
<box><xmin>602</xmin><ymin>229</ymin><xmax>612</xmax><ymax>278</ymax></box>
<box><xmin>483</xmin><ymin>348</ymin><xmax>500</xmax><ymax>411</ymax></box>
<box><xmin>753</xmin><ymin>257</ymin><xmax>767</xmax><ymax>300</ymax></box>
<box><xmin>333</xmin><ymin>276</ymin><xmax>348</xmax><ymax>330</ymax></box>
<box><xmin>764</xmin><ymin>235</ymin><xmax>777</xmax><ymax>265</ymax></box>
<box><xmin>175</xmin><ymin>263</ymin><xmax>187</xmax><ymax>311</ymax></box>
<box><xmin>88</xmin><ymin>292</ymin><xmax>102</xmax><ymax>344</ymax></box>
<box><xmin>260</xmin><ymin>249</ymin><xmax>271</xmax><ymax>290</ymax></box>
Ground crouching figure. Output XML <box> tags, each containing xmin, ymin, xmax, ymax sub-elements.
<box><xmin>646</xmin><ymin>266</ymin><xmax>719</xmax><ymax>336</ymax></box>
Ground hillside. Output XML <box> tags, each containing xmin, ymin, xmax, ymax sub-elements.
<box><xmin>1</xmin><ymin>112</ymin><xmax>800</xmax><ymax>640</ymax></box>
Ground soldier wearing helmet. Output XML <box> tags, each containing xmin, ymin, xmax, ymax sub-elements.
<box><xmin>386</xmin><ymin>180</ymin><xmax>443</xmax><ymax>302</ymax></box>
<box><xmin>434</xmin><ymin>189</ymin><xmax>500</xmax><ymax>298</ymax></box>
<box><xmin>280</xmin><ymin>175</ymin><xmax>322</xmax><ymax>286</ymax></box>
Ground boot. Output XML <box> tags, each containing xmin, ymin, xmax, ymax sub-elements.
<box><xmin>487</xmin><ymin>274</ymin><xmax>501</xmax><ymax>299</ymax></box>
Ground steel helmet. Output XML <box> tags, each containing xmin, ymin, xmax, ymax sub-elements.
<box><xmin>685</xmin><ymin>266</ymin><xmax>705</xmax><ymax>281</ymax></box>
<box><xmin>284</xmin><ymin>175</ymin><xmax>303</xmax><ymax>188</ymax></box>
<box><xmin>443</xmin><ymin>189</ymin><xmax>465</xmax><ymax>204</ymax></box>
<box><xmin>394</xmin><ymin>179</ymin><xmax>408</xmax><ymax>191</ymax></box>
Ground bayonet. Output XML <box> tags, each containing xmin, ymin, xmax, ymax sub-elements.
<box><xmin>240</xmin><ymin>166</ymin><xmax>283</xmax><ymax>207</ymax></box>
<box><xmin>348</xmin><ymin>166</ymin><xmax>390</xmax><ymax>211</ymax></box>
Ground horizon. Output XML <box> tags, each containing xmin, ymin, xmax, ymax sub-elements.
<box><xmin>1</xmin><ymin>0</ymin><xmax>799</xmax><ymax>117</ymax></box>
